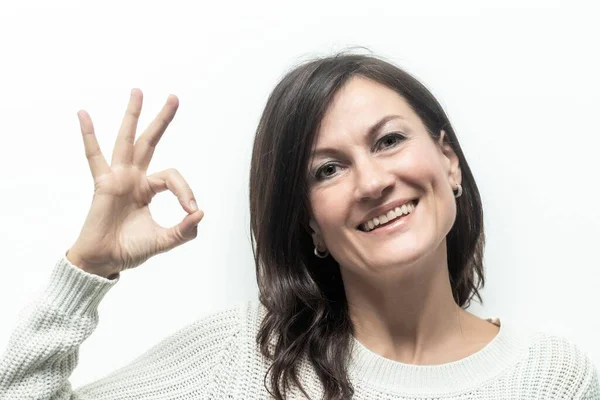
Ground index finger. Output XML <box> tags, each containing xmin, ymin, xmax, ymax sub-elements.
<box><xmin>77</xmin><ymin>110</ymin><xmax>110</xmax><ymax>179</ymax></box>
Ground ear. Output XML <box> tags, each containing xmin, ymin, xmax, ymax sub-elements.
<box><xmin>437</xmin><ymin>130</ymin><xmax>462</xmax><ymax>188</ymax></box>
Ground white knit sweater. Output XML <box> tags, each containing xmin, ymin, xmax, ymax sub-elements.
<box><xmin>0</xmin><ymin>255</ymin><xmax>599</xmax><ymax>399</ymax></box>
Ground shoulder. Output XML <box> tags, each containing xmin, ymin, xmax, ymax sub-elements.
<box><xmin>146</xmin><ymin>300</ymin><xmax>266</xmax><ymax>378</ymax></box>
<box><xmin>132</xmin><ymin>301</ymin><xmax>256</xmax><ymax>359</ymax></box>
<box><xmin>75</xmin><ymin>300</ymin><xmax>267</xmax><ymax>397</ymax></box>
<box><xmin>185</xmin><ymin>299</ymin><xmax>267</xmax><ymax>352</ymax></box>
<box><xmin>518</xmin><ymin>330</ymin><xmax>599</xmax><ymax>398</ymax></box>
<box><xmin>185</xmin><ymin>299</ymin><xmax>264</xmax><ymax>338</ymax></box>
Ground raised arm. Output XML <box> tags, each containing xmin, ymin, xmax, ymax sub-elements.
<box><xmin>1</xmin><ymin>89</ymin><xmax>212</xmax><ymax>399</ymax></box>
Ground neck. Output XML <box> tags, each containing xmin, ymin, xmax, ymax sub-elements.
<box><xmin>342</xmin><ymin>240</ymin><xmax>481</xmax><ymax>365</ymax></box>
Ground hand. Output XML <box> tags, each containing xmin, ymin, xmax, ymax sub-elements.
<box><xmin>66</xmin><ymin>89</ymin><xmax>204</xmax><ymax>279</ymax></box>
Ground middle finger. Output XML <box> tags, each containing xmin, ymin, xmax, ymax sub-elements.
<box><xmin>111</xmin><ymin>88</ymin><xmax>143</xmax><ymax>167</ymax></box>
<box><xmin>133</xmin><ymin>94</ymin><xmax>179</xmax><ymax>171</ymax></box>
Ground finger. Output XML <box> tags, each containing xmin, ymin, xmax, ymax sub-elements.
<box><xmin>111</xmin><ymin>89</ymin><xmax>143</xmax><ymax>167</ymax></box>
<box><xmin>133</xmin><ymin>94</ymin><xmax>179</xmax><ymax>171</ymax></box>
<box><xmin>77</xmin><ymin>110</ymin><xmax>111</xmax><ymax>179</ymax></box>
<box><xmin>155</xmin><ymin>209</ymin><xmax>204</xmax><ymax>254</ymax></box>
<box><xmin>146</xmin><ymin>168</ymin><xmax>199</xmax><ymax>214</ymax></box>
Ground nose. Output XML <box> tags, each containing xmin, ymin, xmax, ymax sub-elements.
<box><xmin>353</xmin><ymin>156</ymin><xmax>395</xmax><ymax>201</ymax></box>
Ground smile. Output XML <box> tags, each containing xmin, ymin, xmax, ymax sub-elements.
<box><xmin>358</xmin><ymin>199</ymin><xmax>418</xmax><ymax>232</ymax></box>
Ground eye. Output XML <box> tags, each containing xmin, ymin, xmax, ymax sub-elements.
<box><xmin>314</xmin><ymin>163</ymin><xmax>341</xmax><ymax>180</ymax></box>
<box><xmin>375</xmin><ymin>133</ymin><xmax>404</xmax><ymax>151</ymax></box>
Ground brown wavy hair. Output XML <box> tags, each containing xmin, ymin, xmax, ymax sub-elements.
<box><xmin>249</xmin><ymin>51</ymin><xmax>486</xmax><ymax>399</ymax></box>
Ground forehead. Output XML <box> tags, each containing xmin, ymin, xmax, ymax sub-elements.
<box><xmin>317</xmin><ymin>76</ymin><xmax>420</xmax><ymax>138</ymax></box>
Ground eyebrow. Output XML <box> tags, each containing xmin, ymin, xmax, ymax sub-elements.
<box><xmin>310</xmin><ymin>114</ymin><xmax>406</xmax><ymax>159</ymax></box>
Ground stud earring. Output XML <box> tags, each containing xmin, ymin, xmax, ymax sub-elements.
<box><xmin>454</xmin><ymin>183</ymin><xmax>463</xmax><ymax>198</ymax></box>
<box><xmin>314</xmin><ymin>246</ymin><xmax>329</xmax><ymax>258</ymax></box>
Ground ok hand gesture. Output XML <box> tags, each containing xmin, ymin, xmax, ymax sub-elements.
<box><xmin>66</xmin><ymin>89</ymin><xmax>204</xmax><ymax>279</ymax></box>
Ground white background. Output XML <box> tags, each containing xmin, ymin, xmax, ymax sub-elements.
<box><xmin>0</xmin><ymin>0</ymin><xmax>598</xmax><ymax>388</ymax></box>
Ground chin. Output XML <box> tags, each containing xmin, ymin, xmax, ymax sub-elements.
<box><xmin>360</xmin><ymin>234</ymin><xmax>438</xmax><ymax>275</ymax></box>
<box><xmin>372</xmin><ymin>257</ymin><xmax>423</xmax><ymax>276</ymax></box>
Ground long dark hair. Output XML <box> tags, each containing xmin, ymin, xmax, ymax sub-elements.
<box><xmin>249</xmin><ymin>52</ymin><xmax>486</xmax><ymax>400</ymax></box>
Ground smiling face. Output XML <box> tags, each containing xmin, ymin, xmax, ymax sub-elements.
<box><xmin>307</xmin><ymin>76</ymin><xmax>462</xmax><ymax>278</ymax></box>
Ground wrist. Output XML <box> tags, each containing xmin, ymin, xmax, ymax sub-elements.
<box><xmin>65</xmin><ymin>249</ymin><xmax>120</xmax><ymax>280</ymax></box>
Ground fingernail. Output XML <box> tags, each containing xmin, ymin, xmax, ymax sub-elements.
<box><xmin>190</xmin><ymin>200</ymin><xmax>198</xmax><ymax>212</ymax></box>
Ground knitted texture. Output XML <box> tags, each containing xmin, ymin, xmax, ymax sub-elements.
<box><xmin>0</xmin><ymin>255</ymin><xmax>598</xmax><ymax>399</ymax></box>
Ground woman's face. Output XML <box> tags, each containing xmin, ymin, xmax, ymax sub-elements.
<box><xmin>308</xmin><ymin>76</ymin><xmax>461</xmax><ymax>277</ymax></box>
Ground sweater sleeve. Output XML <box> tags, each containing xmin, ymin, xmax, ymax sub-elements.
<box><xmin>0</xmin><ymin>255</ymin><xmax>243</xmax><ymax>400</ymax></box>
<box><xmin>581</xmin><ymin>361</ymin><xmax>600</xmax><ymax>399</ymax></box>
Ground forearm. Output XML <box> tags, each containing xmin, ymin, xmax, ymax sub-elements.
<box><xmin>0</xmin><ymin>255</ymin><xmax>117</xmax><ymax>399</ymax></box>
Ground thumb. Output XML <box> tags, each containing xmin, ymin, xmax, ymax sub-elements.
<box><xmin>157</xmin><ymin>210</ymin><xmax>204</xmax><ymax>254</ymax></box>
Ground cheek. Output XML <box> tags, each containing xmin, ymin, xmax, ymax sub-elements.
<box><xmin>402</xmin><ymin>146</ymin><xmax>455</xmax><ymax>215</ymax></box>
<box><xmin>309</xmin><ymin>188</ymin><xmax>349</xmax><ymax>238</ymax></box>
<box><xmin>399</xmin><ymin>146</ymin><xmax>443</xmax><ymax>187</ymax></box>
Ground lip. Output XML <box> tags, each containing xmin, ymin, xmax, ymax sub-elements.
<box><xmin>357</xmin><ymin>198</ymin><xmax>419</xmax><ymax>230</ymax></box>
<box><xmin>360</xmin><ymin>200</ymin><xmax>418</xmax><ymax>235</ymax></box>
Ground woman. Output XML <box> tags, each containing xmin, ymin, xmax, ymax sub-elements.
<box><xmin>1</xmin><ymin>53</ymin><xmax>598</xmax><ymax>399</ymax></box>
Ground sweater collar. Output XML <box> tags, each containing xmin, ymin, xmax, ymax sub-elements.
<box><xmin>347</xmin><ymin>318</ymin><xmax>532</xmax><ymax>395</ymax></box>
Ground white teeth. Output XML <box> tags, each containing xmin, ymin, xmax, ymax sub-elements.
<box><xmin>361</xmin><ymin>201</ymin><xmax>416</xmax><ymax>232</ymax></box>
